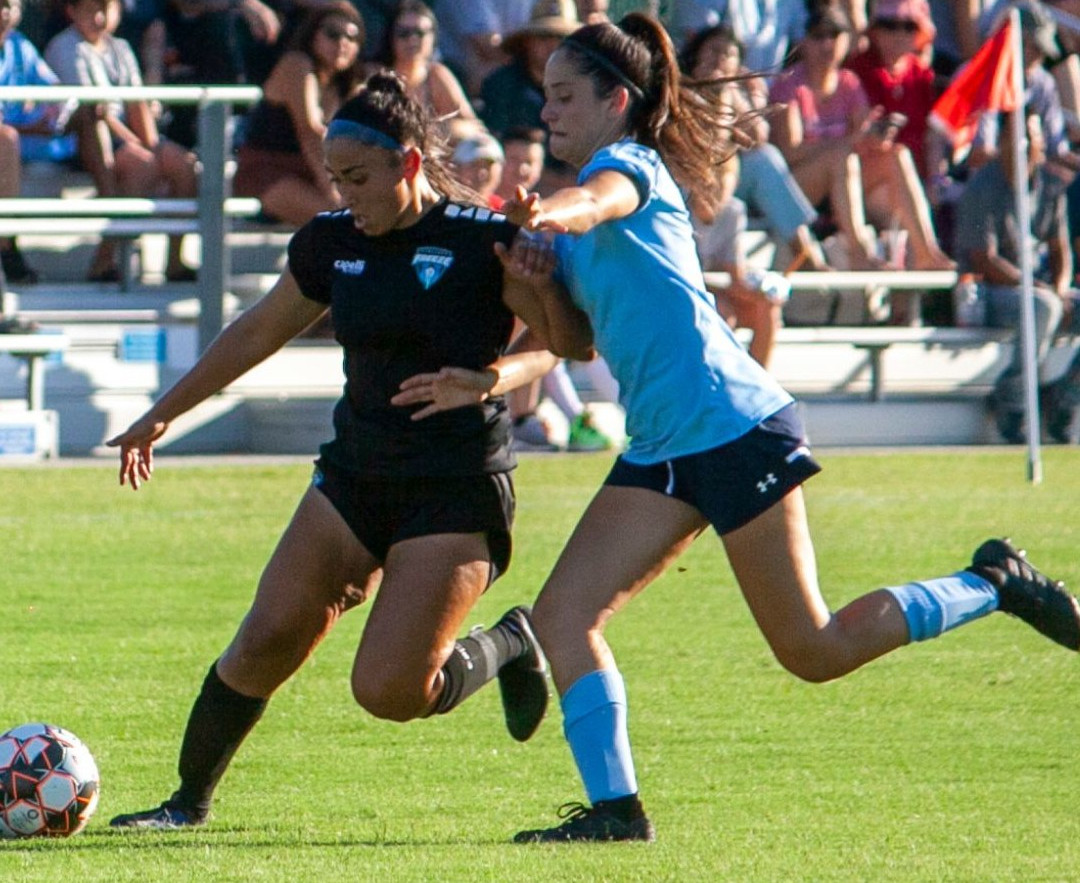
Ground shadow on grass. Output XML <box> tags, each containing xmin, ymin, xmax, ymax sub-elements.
<box><xmin>2</xmin><ymin>827</ymin><xmax>517</xmax><ymax>851</ymax></box>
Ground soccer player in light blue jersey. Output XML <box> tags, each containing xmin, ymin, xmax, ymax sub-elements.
<box><xmin>489</xmin><ymin>14</ymin><xmax>1080</xmax><ymax>843</ymax></box>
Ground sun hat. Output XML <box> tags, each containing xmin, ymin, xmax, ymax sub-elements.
<box><xmin>503</xmin><ymin>0</ymin><xmax>581</xmax><ymax>56</ymax></box>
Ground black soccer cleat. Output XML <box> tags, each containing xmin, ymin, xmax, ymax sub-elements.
<box><xmin>513</xmin><ymin>801</ymin><xmax>656</xmax><ymax>843</ymax></box>
<box><xmin>109</xmin><ymin>799</ymin><xmax>206</xmax><ymax>830</ymax></box>
<box><xmin>495</xmin><ymin>605</ymin><xmax>549</xmax><ymax>742</ymax></box>
<box><xmin>968</xmin><ymin>538</ymin><xmax>1080</xmax><ymax>651</ymax></box>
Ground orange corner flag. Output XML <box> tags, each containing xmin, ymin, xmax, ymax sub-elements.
<box><xmin>929</xmin><ymin>18</ymin><xmax>1018</xmax><ymax>148</ymax></box>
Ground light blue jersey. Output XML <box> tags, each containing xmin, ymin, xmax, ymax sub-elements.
<box><xmin>553</xmin><ymin>140</ymin><xmax>793</xmax><ymax>465</ymax></box>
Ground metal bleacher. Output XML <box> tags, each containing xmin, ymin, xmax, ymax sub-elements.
<box><xmin>1</xmin><ymin>85</ymin><xmax>1073</xmax><ymax>455</ymax></box>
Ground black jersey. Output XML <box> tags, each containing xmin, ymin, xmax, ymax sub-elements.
<box><xmin>288</xmin><ymin>200</ymin><xmax>519</xmax><ymax>477</ymax></box>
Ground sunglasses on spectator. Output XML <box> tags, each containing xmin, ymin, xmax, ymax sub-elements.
<box><xmin>321</xmin><ymin>24</ymin><xmax>361</xmax><ymax>43</ymax></box>
<box><xmin>394</xmin><ymin>26</ymin><xmax>433</xmax><ymax>39</ymax></box>
<box><xmin>807</xmin><ymin>29</ymin><xmax>842</xmax><ymax>40</ymax></box>
<box><xmin>874</xmin><ymin>17</ymin><xmax>920</xmax><ymax>33</ymax></box>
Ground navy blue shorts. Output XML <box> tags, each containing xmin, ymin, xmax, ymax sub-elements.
<box><xmin>604</xmin><ymin>403</ymin><xmax>821</xmax><ymax>536</ymax></box>
<box><xmin>312</xmin><ymin>460</ymin><xmax>516</xmax><ymax>580</ymax></box>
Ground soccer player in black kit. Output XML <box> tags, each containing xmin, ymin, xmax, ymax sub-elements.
<box><xmin>105</xmin><ymin>72</ymin><xmax>596</xmax><ymax>830</ymax></box>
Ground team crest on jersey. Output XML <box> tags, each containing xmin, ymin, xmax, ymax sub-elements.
<box><xmin>412</xmin><ymin>247</ymin><xmax>454</xmax><ymax>290</ymax></box>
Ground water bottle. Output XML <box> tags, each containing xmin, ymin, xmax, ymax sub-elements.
<box><xmin>744</xmin><ymin>268</ymin><xmax>792</xmax><ymax>304</ymax></box>
<box><xmin>952</xmin><ymin>274</ymin><xmax>985</xmax><ymax>327</ymax></box>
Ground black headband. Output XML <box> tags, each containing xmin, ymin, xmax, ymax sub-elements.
<box><xmin>563</xmin><ymin>37</ymin><xmax>646</xmax><ymax>100</ymax></box>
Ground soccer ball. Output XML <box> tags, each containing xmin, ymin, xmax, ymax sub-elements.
<box><xmin>0</xmin><ymin>723</ymin><xmax>100</xmax><ymax>838</ymax></box>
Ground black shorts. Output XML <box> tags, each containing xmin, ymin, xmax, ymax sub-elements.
<box><xmin>312</xmin><ymin>460</ymin><xmax>516</xmax><ymax>580</ymax></box>
<box><xmin>604</xmin><ymin>403</ymin><xmax>821</xmax><ymax>536</ymax></box>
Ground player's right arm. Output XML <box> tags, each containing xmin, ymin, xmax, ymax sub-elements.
<box><xmin>496</xmin><ymin>231</ymin><xmax>595</xmax><ymax>361</ymax></box>
<box><xmin>501</xmin><ymin>173</ymin><xmax>641</xmax><ymax>236</ymax></box>
<box><xmin>106</xmin><ymin>269</ymin><xmax>327</xmax><ymax>488</ymax></box>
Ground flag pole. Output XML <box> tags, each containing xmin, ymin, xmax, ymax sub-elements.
<box><xmin>1009</xmin><ymin>7</ymin><xmax>1043</xmax><ymax>484</ymax></box>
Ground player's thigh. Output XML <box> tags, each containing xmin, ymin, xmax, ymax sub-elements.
<box><xmin>535</xmin><ymin>484</ymin><xmax>707</xmax><ymax>637</ymax></box>
<box><xmin>353</xmin><ymin>532</ymin><xmax>492</xmax><ymax>689</ymax></box>
<box><xmin>239</xmin><ymin>485</ymin><xmax>382</xmax><ymax>646</ymax></box>
<box><xmin>721</xmin><ymin>487</ymin><xmax>832</xmax><ymax>651</ymax></box>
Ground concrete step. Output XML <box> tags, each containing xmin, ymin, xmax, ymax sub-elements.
<box><xmin>2</xmin><ymin>310</ymin><xmax>1072</xmax><ymax>456</ymax></box>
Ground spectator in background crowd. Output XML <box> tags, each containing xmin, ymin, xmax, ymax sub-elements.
<box><xmin>769</xmin><ymin>3</ymin><xmax>955</xmax><ymax>271</ymax></box>
<box><xmin>692</xmin><ymin>151</ymin><xmax>789</xmax><ymax>369</ymax></box>
<box><xmin>451</xmin><ymin>128</ymin><xmax>505</xmax><ymax>207</ymax></box>
<box><xmin>115</xmin><ymin>0</ymin><xmax>167</xmax><ymax>84</ymax></box>
<box><xmin>681</xmin><ymin>23</ymin><xmax>830</xmax><ymax>270</ymax></box>
<box><xmin>576</xmin><ymin>0</ymin><xmax>609</xmax><ymax>23</ymax></box>
<box><xmin>374</xmin><ymin>0</ymin><xmax>476</xmax><ymax>124</ymax></box>
<box><xmin>496</xmin><ymin>125</ymin><xmax>547</xmax><ymax>203</ymax></box>
<box><xmin>433</xmin><ymin>0</ymin><xmax>534</xmax><ymax>97</ymax></box>
<box><xmin>969</xmin><ymin>3</ymin><xmax>1078</xmax><ymax>175</ymax></box>
<box><xmin>233</xmin><ymin>3</ymin><xmax>366</xmax><ymax>227</ymax></box>
<box><xmin>46</xmin><ymin>0</ymin><xmax>199</xmax><ymax>283</ymax></box>
<box><xmin>668</xmin><ymin>0</ymin><xmax>809</xmax><ymax>77</ymax></box>
<box><xmin>954</xmin><ymin>109</ymin><xmax>1080</xmax><ymax>445</ymax></box>
<box><xmin>480</xmin><ymin>0</ymin><xmax>579</xmax><ymax>136</ymax></box>
<box><xmin>480</xmin><ymin>0</ymin><xmax>580</xmax><ymax>192</ymax></box>
<box><xmin>159</xmin><ymin>0</ymin><xmax>281</xmax><ymax>147</ymax></box>
<box><xmin>969</xmin><ymin>4</ymin><xmax>1080</xmax><ymax>280</ymax></box>
<box><xmin>846</xmin><ymin>0</ymin><xmax>940</xmax><ymax>181</ymax></box>
<box><xmin>927</xmin><ymin>0</ymin><xmax>985</xmax><ymax>77</ymax></box>
<box><xmin>0</xmin><ymin>0</ymin><xmax>78</xmax><ymax>284</ymax></box>
<box><xmin>1042</xmin><ymin>0</ymin><xmax>1080</xmax><ymax>145</ymax></box>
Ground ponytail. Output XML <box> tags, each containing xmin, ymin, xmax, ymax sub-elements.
<box><xmin>560</xmin><ymin>15</ymin><xmax>739</xmax><ymax>217</ymax></box>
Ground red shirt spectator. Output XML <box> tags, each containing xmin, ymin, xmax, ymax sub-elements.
<box><xmin>846</xmin><ymin>0</ymin><xmax>938</xmax><ymax>178</ymax></box>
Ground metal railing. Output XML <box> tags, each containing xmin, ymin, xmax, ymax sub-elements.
<box><xmin>0</xmin><ymin>84</ymin><xmax>262</xmax><ymax>352</ymax></box>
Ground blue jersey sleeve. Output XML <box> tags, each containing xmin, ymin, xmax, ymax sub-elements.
<box><xmin>577</xmin><ymin>140</ymin><xmax>656</xmax><ymax>211</ymax></box>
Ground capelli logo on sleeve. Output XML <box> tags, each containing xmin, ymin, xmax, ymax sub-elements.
<box><xmin>333</xmin><ymin>259</ymin><xmax>367</xmax><ymax>275</ymax></box>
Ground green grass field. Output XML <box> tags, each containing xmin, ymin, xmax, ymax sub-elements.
<box><xmin>1</xmin><ymin>449</ymin><xmax>1078</xmax><ymax>882</ymax></box>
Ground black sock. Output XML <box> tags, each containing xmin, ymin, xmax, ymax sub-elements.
<box><xmin>431</xmin><ymin>617</ymin><xmax>529</xmax><ymax>715</ymax></box>
<box><xmin>594</xmin><ymin>794</ymin><xmax>646</xmax><ymax>821</ymax></box>
<box><xmin>170</xmin><ymin>663</ymin><xmax>267</xmax><ymax>818</ymax></box>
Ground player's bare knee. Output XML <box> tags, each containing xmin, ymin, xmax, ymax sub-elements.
<box><xmin>532</xmin><ymin>593</ymin><xmax>597</xmax><ymax>655</ymax></box>
<box><xmin>350</xmin><ymin>673</ymin><xmax>427</xmax><ymax>722</ymax></box>
<box><xmin>770</xmin><ymin>640</ymin><xmax>845</xmax><ymax>684</ymax></box>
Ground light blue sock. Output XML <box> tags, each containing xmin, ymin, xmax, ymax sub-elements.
<box><xmin>561</xmin><ymin>668</ymin><xmax>637</xmax><ymax>803</ymax></box>
<box><xmin>886</xmin><ymin>570</ymin><xmax>999</xmax><ymax>642</ymax></box>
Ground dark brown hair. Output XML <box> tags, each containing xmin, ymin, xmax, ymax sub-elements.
<box><xmin>558</xmin><ymin>14</ymin><xmax>737</xmax><ymax>216</ymax></box>
<box><xmin>289</xmin><ymin>2</ymin><xmax>369</xmax><ymax>102</ymax></box>
<box><xmin>375</xmin><ymin>0</ymin><xmax>439</xmax><ymax>68</ymax></box>
<box><xmin>332</xmin><ymin>71</ymin><xmax>478</xmax><ymax>203</ymax></box>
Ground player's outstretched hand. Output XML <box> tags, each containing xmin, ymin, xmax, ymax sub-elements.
<box><xmin>392</xmin><ymin>367</ymin><xmax>498</xmax><ymax>420</ymax></box>
<box><xmin>501</xmin><ymin>185</ymin><xmax>569</xmax><ymax>234</ymax></box>
<box><xmin>105</xmin><ymin>415</ymin><xmax>170</xmax><ymax>490</ymax></box>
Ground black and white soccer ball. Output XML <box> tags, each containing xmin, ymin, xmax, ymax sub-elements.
<box><xmin>0</xmin><ymin>723</ymin><xmax>100</xmax><ymax>838</ymax></box>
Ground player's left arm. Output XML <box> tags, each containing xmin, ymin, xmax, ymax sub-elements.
<box><xmin>391</xmin><ymin>328</ymin><xmax>559</xmax><ymax>420</ymax></box>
